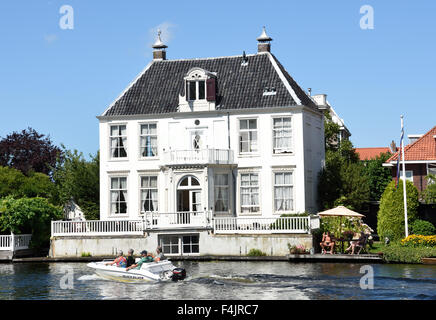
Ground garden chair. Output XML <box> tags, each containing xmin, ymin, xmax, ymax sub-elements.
<box><xmin>355</xmin><ymin>234</ymin><xmax>369</xmax><ymax>254</ymax></box>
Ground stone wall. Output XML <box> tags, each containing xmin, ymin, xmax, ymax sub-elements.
<box><xmin>50</xmin><ymin>231</ymin><xmax>313</xmax><ymax>258</ymax></box>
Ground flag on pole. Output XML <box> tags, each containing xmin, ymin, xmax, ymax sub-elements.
<box><xmin>395</xmin><ymin>126</ymin><xmax>404</xmax><ymax>188</ymax></box>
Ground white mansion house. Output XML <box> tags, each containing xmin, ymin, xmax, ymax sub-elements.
<box><xmin>97</xmin><ymin>28</ymin><xmax>325</xmax><ymax>226</ymax></box>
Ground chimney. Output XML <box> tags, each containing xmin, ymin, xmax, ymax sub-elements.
<box><xmin>152</xmin><ymin>29</ymin><xmax>167</xmax><ymax>60</ymax></box>
<box><xmin>257</xmin><ymin>26</ymin><xmax>272</xmax><ymax>53</ymax></box>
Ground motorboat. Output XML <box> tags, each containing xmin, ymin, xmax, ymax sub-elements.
<box><xmin>87</xmin><ymin>259</ymin><xmax>186</xmax><ymax>282</ymax></box>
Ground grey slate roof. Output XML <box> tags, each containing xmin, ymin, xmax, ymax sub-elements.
<box><xmin>102</xmin><ymin>52</ymin><xmax>317</xmax><ymax>117</ymax></box>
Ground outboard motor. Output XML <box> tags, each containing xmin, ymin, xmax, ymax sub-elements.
<box><xmin>171</xmin><ymin>268</ymin><xmax>186</xmax><ymax>281</ymax></box>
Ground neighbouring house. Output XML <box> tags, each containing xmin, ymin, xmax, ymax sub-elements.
<box><xmin>311</xmin><ymin>94</ymin><xmax>351</xmax><ymax>143</ymax></box>
<box><xmin>383</xmin><ymin>125</ymin><xmax>436</xmax><ymax>192</ymax></box>
<box><xmin>355</xmin><ymin>147</ymin><xmax>392</xmax><ymax>161</ymax></box>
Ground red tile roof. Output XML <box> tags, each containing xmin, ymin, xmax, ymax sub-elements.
<box><xmin>355</xmin><ymin>147</ymin><xmax>391</xmax><ymax>161</ymax></box>
<box><xmin>386</xmin><ymin>125</ymin><xmax>436</xmax><ymax>162</ymax></box>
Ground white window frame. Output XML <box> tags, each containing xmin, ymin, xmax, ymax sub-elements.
<box><xmin>187</xmin><ymin>79</ymin><xmax>206</xmax><ymax>101</ymax></box>
<box><xmin>214</xmin><ymin>173</ymin><xmax>230</xmax><ymax>214</ymax></box>
<box><xmin>139</xmin><ymin>122</ymin><xmax>158</xmax><ymax>158</ymax></box>
<box><xmin>239</xmin><ymin>172</ymin><xmax>260</xmax><ymax>215</ymax></box>
<box><xmin>109</xmin><ymin>124</ymin><xmax>128</xmax><ymax>160</ymax></box>
<box><xmin>238</xmin><ymin>118</ymin><xmax>258</xmax><ymax>154</ymax></box>
<box><xmin>399</xmin><ymin>170</ymin><xmax>413</xmax><ymax>183</ymax></box>
<box><xmin>272</xmin><ymin>171</ymin><xmax>294</xmax><ymax>214</ymax></box>
<box><xmin>109</xmin><ymin>176</ymin><xmax>128</xmax><ymax>217</ymax></box>
<box><xmin>272</xmin><ymin>116</ymin><xmax>293</xmax><ymax>154</ymax></box>
<box><xmin>139</xmin><ymin>175</ymin><xmax>159</xmax><ymax>215</ymax></box>
<box><xmin>158</xmin><ymin>234</ymin><xmax>200</xmax><ymax>256</ymax></box>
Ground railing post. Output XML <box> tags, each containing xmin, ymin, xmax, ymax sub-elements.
<box><xmin>11</xmin><ymin>232</ymin><xmax>15</xmax><ymax>253</ymax></box>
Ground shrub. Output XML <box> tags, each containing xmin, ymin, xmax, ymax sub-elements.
<box><xmin>380</xmin><ymin>243</ymin><xmax>436</xmax><ymax>264</ymax></box>
<box><xmin>0</xmin><ymin>197</ymin><xmax>62</xmax><ymax>249</ymax></box>
<box><xmin>81</xmin><ymin>252</ymin><xmax>92</xmax><ymax>257</ymax></box>
<box><xmin>401</xmin><ymin>235</ymin><xmax>436</xmax><ymax>247</ymax></box>
<box><xmin>410</xmin><ymin>219</ymin><xmax>436</xmax><ymax>236</ymax></box>
<box><xmin>247</xmin><ymin>249</ymin><xmax>266</xmax><ymax>257</ymax></box>
<box><xmin>377</xmin><ymin>180</ymin><xmax>419</xmax><ymax>241</ymax></box>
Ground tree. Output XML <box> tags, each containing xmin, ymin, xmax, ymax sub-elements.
<box><xmin>0</xmin><ymin>127</ymin><xmax>62</xmax><ymax>175</ymax></box>
<box><xmin>363</xmin><ymin>152</ymin><xmax>393</xmax><ymax>201</ymax></box>
<box><xmin>318</xmin><ymin>135</ymin><xmax>368</xmax><ymax>211</ymax></box>
<box><xmin>377</xmin><ymin>179</ymin><xmax>419</xmax><ymax>241</ymax></box>
<box><xmin>0</xmin><ymin>197</ymin><xmax>62</xmax><ymax>248</ymax></box>
<box><xmin>0</xmin><ymin>166</ymin><xmax>55</xmax><ymax>201</ymax></box>
<box><xmin>422</xmin><ymin>174</ymin><xmax>436</xmax><ymax>206</ymax></box>
<box><xmin>52</xmin><ymin>148</ymin><xmax>100</xmax><ymax>220</ymax></box>
<box><xmin>323</xmin><ymin>110</ymin><xmax>341</xmax><ymax>152</ymax></box>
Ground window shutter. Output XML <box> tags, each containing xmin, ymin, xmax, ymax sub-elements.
<box><xmin>206</xmin><ymin>78</ymin><xmax>216</xmax><ymax>102</ymax></box>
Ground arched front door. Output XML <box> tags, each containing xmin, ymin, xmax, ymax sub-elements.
<box><xmin>177</xmin><ymin>175</ymin><xmax>201</xmax><ymax>213</ymax></box>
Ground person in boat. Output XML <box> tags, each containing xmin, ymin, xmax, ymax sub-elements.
<box><xmin>154</xmin><ymin>246</ymin><xmax>166</xmax><ymax>262</ymax></box>
<box><xmin>126</xmin><ymin>250</ymin><xmax>154</xmax><ymax>271</ymax></box>
<box><xmin>105</xmin><ymin>250</ymin><xmax>127</xmax><ymax>267</ymax></box>
<box><xmin>320</xmin><ymin>231</ymin><xmax>335</xmax><ymax>254</ymax></box>
<box><xmin>126</xmin><ymin>249</ymin><xmax>135</xmax><ymax>268</ymax></box>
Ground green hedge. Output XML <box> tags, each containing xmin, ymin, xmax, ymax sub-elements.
<box><xmin>379</xmin><ymin>244</ymin><xmax>436</xmax><ymax>264</ymax></box>
<box><xmin>377</xmin><ymin>180</ymin><xmax>419</xmax><ymax>241</ymax></box>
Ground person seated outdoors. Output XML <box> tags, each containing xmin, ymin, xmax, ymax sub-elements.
<box><xmin>320</xmin><ymin>231</ymin><xmax>335</xmax><ymax>254</ymax></box>
<box><xmin>126</xmin><ymin>249</ymin><xmax>135</xmax><ymax>268</ymax></box>
<box><xmin>105</xmin><ymin>250</ymin><xmax>127</xmax><ymax>268</ymax></box>
<box><xmin>345</xmin><ymin>233</ymin><xmax>367</xmax><ymax>255</ymax></box>
<box><xmin>154</xmin><ymin>246</ymin><xmax>166</xmax><ymax>262</ymax></box>
<box><xmin>126</xmin><ymin>250</ymin><xmax>154</xmax><ymax>271</ymax></box>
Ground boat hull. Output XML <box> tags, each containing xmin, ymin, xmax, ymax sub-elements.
<box><xmin>87</xmin><ymin>260</ymin><xmax>176</xmax><ymax>283</ymax></box>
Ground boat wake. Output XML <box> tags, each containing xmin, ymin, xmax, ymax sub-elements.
<box><xmin>78</xmin><ymin>274</ymin><xmax>108</xmax><ymax>281</ymax></box>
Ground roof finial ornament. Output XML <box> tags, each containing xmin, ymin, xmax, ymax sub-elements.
<box><xmin>257</xmin><ymin>26</ymin><xmax>272</xmax><ymax>42</ymax></box>
<box><xmin>152</xmin><ymin>29</ymin><xmax>168</xmax><ymax>49</ymax></box>
<box><xmin>257</xmin><ymin>26</ymin><xmax>272</xmax><ymax>53</ymax></box>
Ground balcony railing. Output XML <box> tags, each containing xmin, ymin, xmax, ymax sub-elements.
<box><xmin>0</xmin><ymin>234</ymin><xmax>32</xmax><ymax>251</ymax></box>
<box><xmin>213</xmin><ymin>216</ymin><xmax>311</xmax><ymax>234</ymax></box>
<box><xmin>51</xmin><ymin>214</ymin><xmax>317</xmax><ymax>236</ymax></box>
<box><xmin>143</xmin><ymin>211</ymin><xmax>212</xmax><ymax>229</ymax></box>
<box><xmin>164</xmin><ymin>149</ymin><xmax>234</xmax><ymax>165</ymax></box>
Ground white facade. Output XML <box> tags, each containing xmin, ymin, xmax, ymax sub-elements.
<box><xmin>99</xmin><ymin>106</ymin><xmax>324</xmax><ymax>220</ymax></box>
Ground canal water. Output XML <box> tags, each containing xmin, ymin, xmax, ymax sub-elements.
<box><xmin>0</xmin><ymin>261</ymin><xmax>435</xmax><ymax>300</ymax></box>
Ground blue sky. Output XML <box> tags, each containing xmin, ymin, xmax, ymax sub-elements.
<box><xmin>1</xmin><ymin>0</ymin><xmax>435</xmax><ymax>158</ymax></box>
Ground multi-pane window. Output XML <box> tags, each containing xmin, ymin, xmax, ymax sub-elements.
<box><xmin>140</xmin><ymin>176</ymin><xmax>158</xmax><ymax>213</ymax></box>
<box><xmin>182</xmin><ymin>235</ymin><xmax>199</xmax><ymax>254</ymax></box>
<box><xmin>187</xmin><ymin>80</ymin><xmax>206</xmax><ymax>101</ymax></box>
<box><xmin>110</xmin><ymin>125</ymin><xmax>127</xmax><ymax>158</ymax></box>
<box><xmin>240</xmin><ymin>173</ymin><xmax>260</xmax><ymax>214</ymax></box>
<box><xmin>110</xmin><ymin>177</ymin><xmax>127</xmax><ymax>215</ymax></box>
<box><xmin>239</xmin><ymin>119</ymin><xmax>258</xmax><ymax>153</ymax></box>
<box><xmin>273</xmin><ymin>117</ymin><xmax>292</xmax><ymax>154</ymax></box>
<box><xmin>274</xmin><ymin>172</ymin><xmax>294</xmax><ymax>212</ymax></box>
<box><xmin>159</xmin><ymin>236</ymin><xmax>180</xmax><ymax>255</ymax></box>
<box><xmin>159</xmin><ymin>235</ymin><xmax>200</xmax><ymax>255</ymax></box>
<box><xmin>140</xmin><ymin>123</ymin><xmax>158</xmax><ymax>157</ymax></box>
<box><xmin>400</xmin><ymin>170</ymin><xmax>413</xmax><ymax>183</ymax></box>
<box><xmin>214</xmin><ymin>174</ymin><xmax>229</xmax><ymax>212</ymax></box>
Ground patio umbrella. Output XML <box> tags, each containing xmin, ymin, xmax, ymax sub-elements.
<box><xmin>317</xmin><ymin>206</ymin><xmax>365</xmax><ymax>218</ymax></box>
<box><xmin>317</xmin><ymin>206</ymin><xmax>365</xmax><ymax>243</ymax></box>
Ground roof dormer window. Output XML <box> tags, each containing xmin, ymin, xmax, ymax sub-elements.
<box><xmin>184</xmin><ymin>68</ymin><xmax>216</xmax><ymax>102</ymax></box>
<box><xmin>187</xmin><ymin>79</ymin><xmax>206</xmax><ymax>101</ymax></box>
